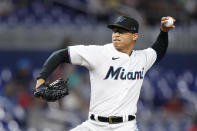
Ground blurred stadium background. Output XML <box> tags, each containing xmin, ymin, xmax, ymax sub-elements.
<box><xmin>0</xmin><ymin>0</ymin><xmax>197</xmax><ymax>131</ymax></box>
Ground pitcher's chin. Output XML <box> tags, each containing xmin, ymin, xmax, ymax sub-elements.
<box><xmin>113</xmin><ymin>42</ymin><xmax>122</xmax><ymax>51</ymax></box>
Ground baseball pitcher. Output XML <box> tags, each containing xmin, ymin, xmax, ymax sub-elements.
<box><xmin>34</xmin><ymin>16</ymin><xmax>175</xmax><ymax>131</ymax></box>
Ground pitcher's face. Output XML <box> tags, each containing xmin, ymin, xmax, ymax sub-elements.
<box><xmin>112</xmin><ymin>28</ymin><xmax>138</xmax><ymax>52</ymax></box>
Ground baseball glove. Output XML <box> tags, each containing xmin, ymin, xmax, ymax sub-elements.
<box><xmin>34</xmin><ymin>78</ymin><xmax>69</xmax><ymax>102</ymax></box>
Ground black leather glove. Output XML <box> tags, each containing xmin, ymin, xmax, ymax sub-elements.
<box><xmin>34</xmin><ymin>78</ymin><xmax>69</xmax><ymax>102</ymax></box>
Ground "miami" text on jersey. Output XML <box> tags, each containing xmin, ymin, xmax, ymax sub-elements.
<box><xmin>104</xmin><ymin>66</ymin><xmax>144</xmax><ymax>80</ymax></box>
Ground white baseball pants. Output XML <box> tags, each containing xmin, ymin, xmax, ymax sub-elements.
<box><xmin>70</xmin><ymin>119</ymin><xmax>139</xmax><ymax>131</ymax></box>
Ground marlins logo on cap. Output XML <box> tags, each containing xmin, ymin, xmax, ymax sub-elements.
<box><xmin>116</xmin><ymin>16</ymin><xmax>126</xmax><ymax>23</ymax></box>
<box><xmin>131</xmin><ymin>27</ymin><xmax>137</xmax><ymax>31</ymax></box>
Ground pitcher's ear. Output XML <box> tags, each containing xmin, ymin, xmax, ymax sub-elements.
<box><xmin>132</xmin><ymin>33</ymin><xmax>138</xmax><ymax>41</ymax></box>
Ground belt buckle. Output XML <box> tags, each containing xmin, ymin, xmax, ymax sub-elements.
<box><xmin>108</xmin><ymin>116</ymin><xmax>118</xmax><ymax>124</ymax></box>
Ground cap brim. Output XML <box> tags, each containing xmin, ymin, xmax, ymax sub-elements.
<box><xmin>107</xmin><ymin>24</ymin><xmax>130</xmax><ymax>32</ymax></box>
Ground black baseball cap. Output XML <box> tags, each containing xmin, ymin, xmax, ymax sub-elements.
<box><xmin>107</xmin><ymin>16</ymin><xmax>139</xmax><ymax>33</ymax></box>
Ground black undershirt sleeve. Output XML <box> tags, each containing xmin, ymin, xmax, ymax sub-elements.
<box><xmin>37</xmin><ymin>48</ymin><xmax>70</xmax><ymax>80</ymax></box>
<box><xmin>151</xmin><ymin>30</ymin><xmax>168</xmax><ymax>63</ymax></box>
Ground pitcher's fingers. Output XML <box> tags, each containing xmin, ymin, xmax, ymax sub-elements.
<box><xmin>161</xmin><ymin>17</ymin><xmax>168</xmax><ymax>21</ymax></box>
<box><xmin>161</xmin><ymin>20</ymin><xmax>168</xmax><ymax>25</ymax></box>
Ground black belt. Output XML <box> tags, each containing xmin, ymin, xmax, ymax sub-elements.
<box><xmin>90</xmin><ymin>114</ymin><xmax>135</xmax><ymax>124</ymax></box>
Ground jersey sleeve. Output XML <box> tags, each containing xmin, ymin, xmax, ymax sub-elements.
<box><xmin>68</xmin><ymin>45</ymin><xmax>98</xmax><ymax>70</ymax></box>
<box><xmin>143</xmin><ymin>48</ymin><xmax>157</xmax><ymax>71</ymax></box>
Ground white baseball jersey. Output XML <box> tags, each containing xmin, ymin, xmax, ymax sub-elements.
<box><xmin>68</xmin><ymin>43</ymin><xmax>157</xmax><ymax>117</ymax></box>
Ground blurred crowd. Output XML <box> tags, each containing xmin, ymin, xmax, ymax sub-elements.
<box><xmin>0</xmin><ymin>0</ymin><xmax>197</xmax><ymax>26</ymax></box>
